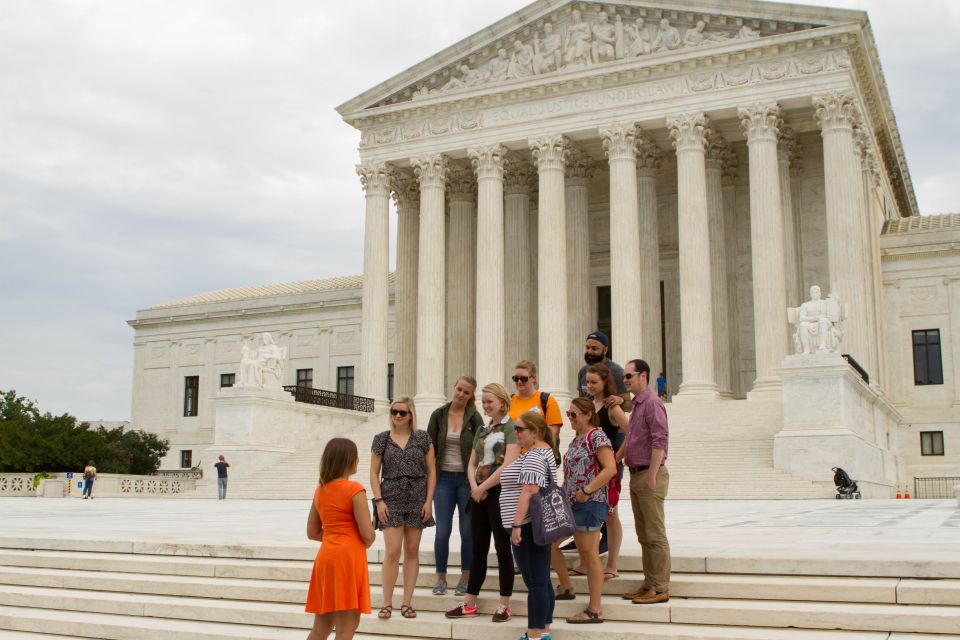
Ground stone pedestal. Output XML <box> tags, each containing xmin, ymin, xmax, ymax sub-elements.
<box><xmin>774</xmin><ymin>353</ymin><xmax>902</xmax><ymax>497</ymax></box>
<box><xmin>212</xmin><ymin>388</ymin><xmax>298</xmax><ymax>476</ymax></box>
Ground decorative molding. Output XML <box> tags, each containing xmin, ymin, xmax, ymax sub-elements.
<box><xmin>667</xmin><ymin>113</ymin><xmax>710</xmax><ymax>154</ymax></box>
<box><xmin>738</xmin><ymin>102</ymin><xmax>782</xmax><ymax>143</ymax></box>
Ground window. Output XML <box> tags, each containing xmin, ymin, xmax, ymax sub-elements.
<box><xmin>912</xmin><ymin>330</ymin><xmax>944</xmax><ymax>385</ymax></box>
<box><xmin>337</xmin><ymin>366</ymin><xmax>355</xmax><ymax>396</ymax></box>
<box><xmin>921</xmin><ymin>431</ymin><xmax>945</xmax><ymax>456</ymax></box>
<box><xmin>183</xmin><ymin>376</ymin><xmax>199</xmax><ymax>417</ymax></box>
<box><xmin>220</xmin><ymin>373</ymin><xmax>235</xmax><ymax>388</ymax></box>
<box><xmin>387</xmin><ymin>363</ymin><xmax>394</xmax><ymax>401</ymax></box>
<box><xmin>296</xmin><ymin>368</ymin><xmax>314</xmax><ymax>388</ymax></box>
<box><xmin>180</xmin><ymin>450</ymin><xmax>193</xmax><ymax>468</ymax></box>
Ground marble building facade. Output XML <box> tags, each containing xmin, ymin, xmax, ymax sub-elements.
<box><xmin>129</xmin><ymin>0</ymin><xmax>957</xmax><ymax>494</ymax></box>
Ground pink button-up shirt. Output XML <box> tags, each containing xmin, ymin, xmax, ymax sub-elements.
<box><xmin>623</xmin><ymin>387</ymin><xmax>669</xmax><ymax>468</ymax></box>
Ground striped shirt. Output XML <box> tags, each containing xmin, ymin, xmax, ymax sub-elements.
<box><xmin>498</xmin><ymin>447</ymin><xmax>557</xmax><ymax>528</ymax></box>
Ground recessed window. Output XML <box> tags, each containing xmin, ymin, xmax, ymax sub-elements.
<box><xmin>387</xmin><ymin>363</ymin><xmax>394</xmax><ymax>401</ymax></box>
<box><xmin>220</xmin><ymin>373</ymin><xmax>235</xmax><ymax>388</ymax></box>
<box><xmin>337</xmin><ymin>366</ymin><xmax>355</xmax><ymax>396</ymax></box>
<box><xmin>180</xmin><ymin>450</ymin><xmax>193</xmax><ymax>468</ymax></box>
<box><xmin>296</xmin><ymin>368</ymin><xmax>314</xmax><ymax>388</ymax></box>
<box><xmin>912</xmin><ymin>329</ymin><xmax>943</xmax><ymax>385</ymax></box>
<box><xmin>920</xmin><ymin>431</ymin><xmax>945</xmax><ymax>456</ymax></box>
<box><xmin>183</xmin><ymin>376</ymin><xmax>199</xmax><ymax>417</ymax></box>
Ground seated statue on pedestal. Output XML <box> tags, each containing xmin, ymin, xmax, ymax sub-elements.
<box><xmin>235</xmin><ymin>332</ymin><xmax>288</xmax><ymax>390</ymax></box>
<box><xmin>787</xmin><ymin>285</ymin><xmax>846</xmax><ymax>354</ymax></box>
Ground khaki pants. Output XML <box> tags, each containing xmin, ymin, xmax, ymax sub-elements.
<box><xmin>629</xmin><ymin>465</ymin><xmax>670</xmax><ymax>592</ymax></box>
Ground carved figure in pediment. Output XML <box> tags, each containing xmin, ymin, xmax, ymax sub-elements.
<box><xmin>437</xmin><ymin>64</ymin><xmax>486</xmax><ymax>93</ymax></box>
<box><xmin>652</xmin><ymin>18</ymin><xmax>682</xmax><ymax>52</ymax></box>
<box><xmin>412</xmin><ymin>84</ymin><xmax>430</xmax><ymax>99</ymax></box>
<box><xmin>591</xmin><ymin>11</ymin><xmax>617</xmax><ymax>63</ymax></box>
<box><xmin>486</xmin><ymin>48</ymin><xmax>510</xmax><ymax>81</ymax></box>
<box><xmin>508</xmin><ymin>39</ymin><xmax>535</xmax><ymax>79</ymax></box>
<box><xmin>738</xmin><ymin>24</ymin><xmax>760</xmax><ymax>40</ymax></box>
<box><xmin>563</xmin><ymin>8</ymin><xmax>593</xmax><ymax>66</ymax></box>
<box><xmin>533</xmin><ymin>21</ymin><xmax>563</xmax><ymax>74</ymax></box>
<box><xmin>626</xmin><ymin>18</ymin><xmax>652</xmax><ymax>56</ymax></box>
<box><xmin>684</xmin><ymin>21</ymin><xmax>707</xmax><ymax>46</ymax></box>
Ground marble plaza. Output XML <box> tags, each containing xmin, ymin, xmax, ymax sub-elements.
<box><xmin>127</xmin><ymin>0</ymin><xmax>959</xmax><ymax>500</ymax></box>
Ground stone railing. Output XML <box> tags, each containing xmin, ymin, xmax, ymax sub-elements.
<box><xmin>1</xmin><ymin>473</ymin><xmax>196</xmax><ymax>497</ymax></box>
<box><xmin>115</xmin><ymin>475</ymin><xmax>195</xmax><ymax>495</ymax></box>
<box><xmin>157</xmin><ymin>469</ymin><xmax>203</xmax><ymax>480</ymax></box>
<box><xmin>0</xmin><ymin>474</ymin><xmax>37</xmax><ymax>496</ymax></box>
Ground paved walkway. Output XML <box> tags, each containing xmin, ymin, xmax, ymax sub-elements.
<box><xmin>3</xmin><ymin>497</ymin><xmax>958</xmax><ymax>566</ymax></box>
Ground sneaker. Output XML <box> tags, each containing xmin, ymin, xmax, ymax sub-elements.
<box><xmin>445</xmin><ymin>603</ymin><xmax>478</xmax><ymax>618</ymax></box>
<box><xmin>559</xmin><ymin>537</ymin><xmax>577</xmax><ymax>551</ymax></box>
<box><xmin>432</xmin><ymin>578</ymin><xmax>447</xmax><ymax>595</ymax></box>
<box><xmin>454</xmin><ymin>578</ymin><xmax>468</xmax><ymax>596</ymax></box>
<box><xmin>492</xmin><ymin>604</ymin><xmax>512</xmax><ymax>622</ymax></box>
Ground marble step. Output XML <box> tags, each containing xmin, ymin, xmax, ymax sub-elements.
<box><xmin>1</xmin><ymin>583</ymin><xmax>958</xmax><ymax>634</ymax></box>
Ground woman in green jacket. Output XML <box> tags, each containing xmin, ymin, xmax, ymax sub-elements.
<box><xmin>426</xmin><ymin>375</ymin><xmax>484</xmax><ymax>596</ymax></box>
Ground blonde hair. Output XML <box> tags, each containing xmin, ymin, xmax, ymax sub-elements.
<box><xmin>518</xmin><ymin>410</ymin><xmax>559</xmax><ymax>460</ymax></box>
<box><xmin>514</xmin><ymin>360</ymin><xmax>538</xmax><ymax>381</ymax></box>
<box><xmin>482</xmin><ymin>383</ymin><xmax>511</xmax><ymax>416</ymax></box>
<box><xmin>390</xmin><ymin>396</ymin><xmax>417</xmax><ymax>434</ymax></box>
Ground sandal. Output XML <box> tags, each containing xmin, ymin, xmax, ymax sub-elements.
<box><xmin>554</xmin><ymin>585</ymin><xmax>576</xmax><ymax>600</ymax></box>
<box><xmin>400</xmin><ymin>604</ymin><xmax>417</xmax><ymax>619</ymax></box>
<box><xmin>568</xmin><ymin>568</ymin><xmax>586</xmax><ymax>576</ymax></box>
<box><xmin>604</xmin><ymin>571</ymin><xmax>620</xmax><ymax>580</ymax></box>
<box><xmin>378</xmin><ymin>605</ymin><xmax>392</xmax><ymax>619</ymax></box>
<box><xmin>566</xmin><ymin>608</ymin><xmax>604</xmax><ymax>624</ymax></box>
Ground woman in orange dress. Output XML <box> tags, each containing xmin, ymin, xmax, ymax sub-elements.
<box><xmin>305</xmin><ymin>437</ymin><xmax>377</xmax><ymax>640</ymax></box>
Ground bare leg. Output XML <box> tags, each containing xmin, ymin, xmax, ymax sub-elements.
<box><xmin>606</xmin><ymin>506</ymin><xmax>623</xmax><ymax>574</ymax></box>
<box><xmin>308</xmin><ymin>613</ymin><xmax>334</xmax><ymax>639</ymax></box>
<box><xmin>575</xmin><ymin>530</ymin><xmax>603</xmax><ymax>613</ymax></box>
<box><xmin>402</xmin><ymin>527</ymin><xmax>423</xmax><ymax>607</ymax></box>
<box><xmin>332</xmin><ymin>611</ymin><xmax>360</xmax><ymax>640</ymax></box>
<box><xmin>551</xmin><ymin>542</ymin><xmax>573</xmax><ymax>592</ymax></box>
<box><xmin>381</xmin><ymin>527</ymin><xmax>404</xmax><ymax>609</ymax></box>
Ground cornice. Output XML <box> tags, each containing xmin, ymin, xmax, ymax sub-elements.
<box><xmin>127</xmin><ymin>297</ymin><xmax>366</xmax><ymax>330</ymax></box>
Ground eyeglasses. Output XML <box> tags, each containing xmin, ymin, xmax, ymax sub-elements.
<box><xmin>390</xmin><ymin>409</ymin><xmax>409</xmax><ymax>417</ymax></box>
<box><xmin>511</xmin><ymin>375</ymin><xmax>530</xmax><ymax>383</ymax></box>
<box><xmin>513</xmin><ymin>425</ymin><xmax>529</xmax><ymax>433</ymax></box>
<box><xmin>565</xmin><ymin>411</ymin><xmax>580</xmax><ymax>420</ymax></box>
<box><xmin>623</xmin><ymin>372</ymin><xmax>643</xmax><ymax>380</ymax></box>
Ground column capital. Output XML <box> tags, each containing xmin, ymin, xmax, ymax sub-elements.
<box><xmin>411</xmin><ymin>153</ymin><xmax>448</xmax><ymax>189</ymax></box>
<box><xmin>529</xmin><ymin>134</ymin><xmax>570</xmax><ymax>171</ymax></box>
<box><xmin>390</xmin><ymin>169</ymin><xmax>420</xmax><ymax>207</ymax></box>
<box><xmin>599</xmin><ymin>122</ymin><xmax>638</xmax><ymax>161</ymax></box>
<box><xmin>468</xmin><ymin>143</ymin><xmax>507</xmax><ymax>181</ymax></box>
<box><xmin>565</xmin><ymin>147</ymin><xmax>595</xmax><ymax>186</ymax></box>
<box><xmin>721</xmin><ymin>146</ymin><xmax>738</xmax><ymax>186</ymax></box>
<box><xmin>667</xmin><ymin>113</ymin><xmax>710</xmax><ymax>153</ymax></box>
<box><xmin>636</xmin><ymin>133</ymin><xmax>662</xmax><ymax>178</ymax></box>
<box><xmin>446</xmin><ymin>164</ymin><xmax>477</xmax><ymax>204</ymax></box>
<box><xmin>855</xmin><ymin>128</ymin><xmax>883</xmax><ymax>187</ymax></box>
<box><xmin>813</xmin><ymin>91</ymin><xmax>859</xmax><ymax>134</ymax></box>
<box><xmin>778</xmin><ymin>126</ymin><xmax>804</xmax><ymax>174</ymax></box>
<box><xmin>738</xmin><ymin>102</ymin><xmax>782</xmax><ymax>144</ymax></box>
<box><xmin>504</xmin><ymin>154</ymin><xmax>537</xmax><ymax>195</ymax></box>
<box><xmin>705</xmin><ymin>130</ymin><xmax>728</xmax><ymax>171</ymax></box>
<box><xmin>356</xmin><ymin>162</ymin><xmax>393</xmax><ymax>196</ymax></box>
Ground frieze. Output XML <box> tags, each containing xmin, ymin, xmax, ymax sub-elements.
<box><xmin>359</xmin><ymin>49</ymin><xmax>850</xmax><ymax>150</ymax></box>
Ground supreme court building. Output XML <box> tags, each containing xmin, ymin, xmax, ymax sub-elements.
<box><xmin>130</xmin><ymin>0</ymin><xmax>960</xmax><ymax>498</ymax></box>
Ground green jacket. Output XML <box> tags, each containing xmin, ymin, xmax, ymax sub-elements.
<box><xmin>426</xmin><ymin>402</ymin><xmax>484</xmax><ymax>480</ymax></box>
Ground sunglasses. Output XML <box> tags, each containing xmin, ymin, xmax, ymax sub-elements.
<box><xmin>513</xmin><ymin>425</ymin><xmax>530</xmax><ymax>433</ymax></box>
<box><xmin>512</xmin><ymin>375</ymin><xmax>531</xmax><ymax>383</ymax></box>
<box><xmin>623</xmin><ymin>372</ymin><xmax>643</xmax><ymax>380</ymax></box>
<box><xmin>565</xmin><ymin>411</ymin><xmax>580</xmax><ymax>420</ymax></box>
<box><xmin>390</xmin><ymin>409</ymin><xmax>409</xmax><ymax>417</ymax></box>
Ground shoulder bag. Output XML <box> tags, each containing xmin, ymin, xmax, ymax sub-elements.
<box><xmin>530</xmin><ymin>452</ymin><xmax>576</xmax><ymax>546</ymax></box>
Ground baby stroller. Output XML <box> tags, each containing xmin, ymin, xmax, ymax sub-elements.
<box><xmin>832</xmin><ymin>467</ymin><xmax>862</xmax><ymax>499</ymax></box>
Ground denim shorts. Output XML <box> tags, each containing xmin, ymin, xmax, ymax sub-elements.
<box><xmin>572</xmin><ymin>500</ymin><xmax>609</xmax><ymax>532</ymax></box>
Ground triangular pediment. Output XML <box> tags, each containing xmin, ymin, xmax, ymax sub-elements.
<box><xmin>336</xmin><ymin>0</ymin><xmax>864</xmax><ymax>117</ymax></box>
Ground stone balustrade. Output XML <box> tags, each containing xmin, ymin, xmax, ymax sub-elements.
<box><xmin>0</xmin><ymin>473</ymin><xmax>196</xmax><ymax>498</ymax></box>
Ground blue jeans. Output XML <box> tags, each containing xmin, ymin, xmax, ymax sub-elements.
<box><xmin>217</xmin><ymin>477</ymin><xmax>228</xmax><ymax>500</ymax></box>
<box><xmin>433</xmin><ymin>471</ymin><xmax>472</xmax><ymax>574</ymax></box>
<box><xmin>82</xmin><ymin>478</ymin><xmax>93</xmax><ymax>498</ymax></box>
<box><xmin>512</xmin><ymin>523</ymin><xmax>554</xmax><ymax>631</ymax></box>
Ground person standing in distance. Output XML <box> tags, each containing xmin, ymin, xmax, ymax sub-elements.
<box><xmin>81</xmin><ymin>461</ymin><xmax>96</xmax><ymax>499</ymax></box>
<box><xmin>621</xmin><ymin>358</ymin><xmax>671</xmax><ymax>604</ymax></box>
<box><xmin>214</xmin><ymin>455</ymin><xmax>230</xmax><ymax>500</ymax></box>
<box><xmin>656</xmin><ymin>372</ymin><xmax>667</xmax><ymax>401</ymax></box>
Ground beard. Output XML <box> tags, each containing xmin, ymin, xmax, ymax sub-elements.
<box><xmin>584</xmin><ymin>352</ymin><xmax>605</xmax><ymax>365</ymax></box>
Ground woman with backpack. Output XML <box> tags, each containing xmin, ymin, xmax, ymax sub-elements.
<box><xmin>509</xmin><ymin>360</ymin><xmax>564</xmax><ymax>447</ymax></box>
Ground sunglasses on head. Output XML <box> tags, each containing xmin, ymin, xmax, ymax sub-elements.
<box><xmin>512</xmin><ymin>375</ymin><xmax>530</xmax><ymax>383</ymax></box>
<box><xmin>390</xmin><ymin>409</ymin><xmax>409</xmax><ymax>417</ymax></box>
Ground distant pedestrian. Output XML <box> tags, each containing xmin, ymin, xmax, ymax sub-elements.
<box><xmin>305</xmin><ymin>437</ymin><xmax>376</xmax><ymax>640</ymax></box>
<box><xmin>214</xmin><ymin>455</ymin><xmax>230</xmax><ymax>500</ymax></box>
<box><xmin>656</xmin><ymin>372</ymin><xmax>667</xmax><ymax>400</ymax></box>
<box><xmin>82</xmin><ymin>461</ymin><xmax>96</xmax><ymax>499</ymax></box>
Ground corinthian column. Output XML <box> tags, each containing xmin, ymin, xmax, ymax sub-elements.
<box><xmin>469</xmin><ymin>144</ymin><xmax>507</xmax><ymax>388</ymax></box>
<box><xmin>357</xmin><ymin>162</ymin><xmax>393</xmax><ymax>401</ymax></box>
<box><xmin>529</xmin><ymin>134</ymin><xmax>571</xmax><ymax>403</ymax></box>
<box><xmin>391</xmin><ymin>171</ymin><xmax>420</xmax><ymax>398</ymax></box>
<box><xmin>636</xmin><ymin>135</ymin><xmax>663</xmax><ymax>378</ymax></box>
<box><xmin>445</xmin><ymin>165</ymin><xmax>477</xmax><ymax>391</ymax></box>
<box><xmin>721</xmin><ymin>147</ymin><xmax>742</xmax><ymax>397</ymax></box>
<box><xmin>601</xmin><ymin>123</ymin><xmax>642</xmax><ymax>363</ymax></box>
<box><xmin>504</xmin><ymin>156</ymin><xmax>537</xmax><ymax>379</ymax></box>
<box><xmin>667</xmin><ymin>113</ymin><xmax>717</xmax><ymax>397</ymax></box>
<box><xmin>412</xmin><ymin>153</ymin><xmax>448</xmax><ymax>416</ymax></box>
<box><xmin>705</xmin><ymin>131</ymin><xmax>732</xmax><ymax>397</ymax></box>
<box><xmin>565</xmin><ymin>147</ymin><xmax>594</xmax><ymax>376</ymax></box>
<box><xmin>856</xmin><ymin>127</ymin><xmax>882</xmax><ymax>385</ymax></box>
<box><xmin>778</xmin><ymin>127</ymin><xmax>802</xmax><ymax>308</ymax></box>
<box><xmin>739</xmin><ymin>102</ymin><xmax>787</xmax><ymax>393</ymax></box>
<box><xmin>814</xmin><ymin>92</ymin><xmax>870</xmax><ymax>374</ymax></box>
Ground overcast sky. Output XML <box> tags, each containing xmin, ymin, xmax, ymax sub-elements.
<box><xmin>1</xmin><ymin>0</ymin><xmax>957</xmax><ymax>421</ymax></box>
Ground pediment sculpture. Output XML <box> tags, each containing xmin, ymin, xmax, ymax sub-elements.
<box><xmin>236</xmin><ymin>332</ymin><xmax>288</xmax><ymax>390</ymax></box>
<box><xmin>787</xmin><ymin>286</ymin><xmax>848</xmax><ymax>355</ymax></box>
<box><xmin>402</xmin><ymin>7</ymin><xmax>779</xmax><ymax>104</ymax></box>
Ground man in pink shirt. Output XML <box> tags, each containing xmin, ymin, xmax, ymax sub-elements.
<box><xmin>621</xmin><ymin>358</ymin><xmax>671</xmax><ymax>604</ymax></box>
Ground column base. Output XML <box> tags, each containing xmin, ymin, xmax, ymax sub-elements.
<box><xmin>748</xmin><ymin>375</ymin><xmax>783</xmax><ymax>398</ymax></box>
<box><xmin>414</xmin><ymin>393</ymin><xmax>447</xmax><ymax>423</ymax></box>
<box><xmin>674</xmin><ymin>381</ymin><xmax>720</xmax><ymax>401</ymax></box>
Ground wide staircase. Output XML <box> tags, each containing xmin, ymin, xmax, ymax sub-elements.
<box><xmin>0</xmin><ymin>537</ymin><xmax>957</xmax><ymax>639</ymax></box>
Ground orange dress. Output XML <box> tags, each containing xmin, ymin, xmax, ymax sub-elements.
<box><xmin>304</xmin><ymin>479</ymin><xmax>371</xmax><ymax>615</ymax></box>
